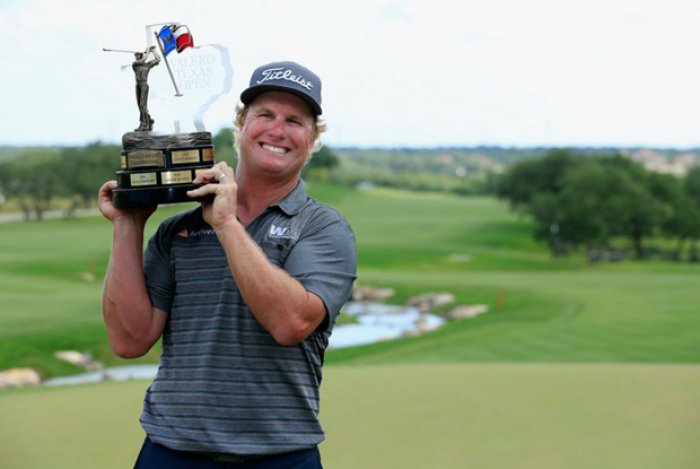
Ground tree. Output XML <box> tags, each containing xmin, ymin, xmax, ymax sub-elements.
<box><xmin>59</xmin><ymin>142</ymin><xmax>119</xmax><ymax>213</ymax></box>
<box><xmin>496</xmin><ymin>148</ymin><xmax>579</xmax><ymax>213</ymax></box>
<box><xmin>682</xmin><ymin>167</ymin><xmax>700</xmax><ymax>260</ymax></box>
<box><xmin>302</xmin><ymin>145</ymin><xmax>340</xmax><ymax>181</ymax></box>
<box><xmin>522</xmin><ymin>154</ymin><xmax>664</xmax><ymax>259</ymax></box>
<box><xmin>597</xmin><ymin>156</ymin><xmax>663</xmax><ymax>259</ymax></box>
<box><xmin>645</xmin><ymin>172</ymin><xmax>699</xmax><ymax>260</ymax></box>
<box><xmin>213</xmin><ymin>127</ymin><xmax>237</xmax><ymax>168</ymax></box>
<box><xmin>0</xmin><ymin>151</ymin><xmax>63</xmax><ymax>220</ymax></box>
<box><xmin>536</xmin><ymin>160</ymin><xmax>610</xmax><ymax>254</ymax></box>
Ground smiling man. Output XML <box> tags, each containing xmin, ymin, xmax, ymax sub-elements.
<box><xmin>98</xmin><ymin>61</ymin><xmax>357</xmax><ymax>468</ymax></box>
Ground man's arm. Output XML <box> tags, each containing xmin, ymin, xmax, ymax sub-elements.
<box><xmin>216</xmin><ymin>219</ymin><xmax>327</xmax><ymax>346</ymax></box>
<box><xmin>99</xmin><ymin>181</ymin><xmax>167</xmax><ymax>357</ymax></box>
<box><xmin>187</xmin><ymin>165</ymin><xmax>330</xmax><ymax>345</ymax></box>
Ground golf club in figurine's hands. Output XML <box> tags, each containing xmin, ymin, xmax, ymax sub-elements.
<box><xmin>103</xmin><ymin>23</ymin><xmax>217</xmax><ymax>208</ymax></box>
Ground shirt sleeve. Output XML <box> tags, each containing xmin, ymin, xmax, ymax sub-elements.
<box><xmin>283</xmin><ymin>208</ymin><xmax>357</xmax><ymax>327</ymax></box>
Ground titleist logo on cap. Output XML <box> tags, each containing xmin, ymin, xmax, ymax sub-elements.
<box><xmin>257</xmin><ymin>67</ymin><xmax>314</xmax><ymax>91</ymax></box>
<box><xmin>241</xmin><ymin>61</ymin><xmax>323</xmax><ymax>114</ymax></box>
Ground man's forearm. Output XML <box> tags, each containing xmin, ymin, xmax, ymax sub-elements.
<box><xmin>102</xmin><ymin>220</ymin><xmax>163</xmax><ymax>356</ymax></box>
<box><xmin>216</xmin><ymin>219</ymin><xmax>326</xmax><ymax>345</ymax></box>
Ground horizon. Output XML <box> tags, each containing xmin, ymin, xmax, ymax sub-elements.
<box><xmin>2</xmin><ymin>140</ymin><xmax>700</xmax><ymax>153</ymax></box>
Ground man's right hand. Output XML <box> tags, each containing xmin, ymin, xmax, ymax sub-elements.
<box><xmin>98</xmin><ymin>180</ymin><xmax>156</xmax><ymax>224</ymax></box>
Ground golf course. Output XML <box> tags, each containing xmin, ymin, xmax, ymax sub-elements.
<box><xmin>1</xmin><ymin>183</ymin><xmax>698</xmax><ymax>468</ymax></box>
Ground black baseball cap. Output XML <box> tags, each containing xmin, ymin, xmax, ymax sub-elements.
<box><xmin>240</xmin><ymin>61</ymin><xmax>322</xmax><ymax>115</ymax></box>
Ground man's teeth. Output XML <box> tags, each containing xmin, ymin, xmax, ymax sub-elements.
<box><xmin>262</xmin><ymin>144</ymin><xmax>286</xmax><ymax>154</ymax></box>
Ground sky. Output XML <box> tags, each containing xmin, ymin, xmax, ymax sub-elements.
<box><xmin>1</xmin><ymin>0</ymin><xmax>700</xmax><ymax>149</ymax></box>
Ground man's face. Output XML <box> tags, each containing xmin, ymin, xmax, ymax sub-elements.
<box><xmin>238</xmin><ymin>91</ymin><xmax>315</xmax><ymax>181</ymax></box>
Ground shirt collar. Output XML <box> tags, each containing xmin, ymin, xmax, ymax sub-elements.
<box><xmin>270</xmin><ymin>179</ymin><xmax>307</xmax><ymax>216</ymax></box>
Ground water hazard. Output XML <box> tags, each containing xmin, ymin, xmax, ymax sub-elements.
<box><xmin>42</xmin><ymin>301</ymin><xmax>446</xmax><ymax>387</ymax></box>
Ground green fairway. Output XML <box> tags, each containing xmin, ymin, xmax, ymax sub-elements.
<box><xmin>1</xmin><ymin>185</ymin><xmax>699</xmax><ymax>468</ymax></box>
<box><xmin>0</xmin><ymin>215</ymin><xmax>165</xmax><ymax>374</ymax></box>
<box><xmin>0</xmin><ymin>364</ymin><xmax>698</xmax><ymax>469</ymax></box>
<box><xmin>0</xmin><ymin>187</ymin><xmax>698</xmax><ymax>369</ymax></box>
<box><xmin>327</xmin><ymin>268</ymin><xmax>700</xmax><ymax>365</ymax></box>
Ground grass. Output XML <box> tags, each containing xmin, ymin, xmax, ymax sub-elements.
<box><xmin>0</xmin><ymin>204</ymin><xmax>195</xmax><ymax>374</ymax></box>
<box><xmin>1</xmin><ymin>187</ymin><xmax>699</xmax><ymax>371</ymax></box>
<box><xmin>0</xmin><ymin>184</ymin><xmax>699</xmax><ymax>468</ymax></box>
<box><xmin>0</xmin><ymin>364</ymin><xmax>698</xmax><ymax>469</ymax></box>
<box><xmin>326</xmin><ymin>269</ymin><xmax>700</xmax><ymax>364</ymax></box>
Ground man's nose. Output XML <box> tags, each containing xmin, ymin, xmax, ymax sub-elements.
<box><xmin>266</xmin><ymin>117</ymin><xmax>287</xmax><ymax>136</ymax></box>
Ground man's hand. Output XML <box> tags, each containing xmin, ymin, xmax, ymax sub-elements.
<box><xmin>98</xmin><ymin>180</ymin><xmax>156</xmax><ymax>225</ymax></box>
<box><xmin>187</xmin><ymin>162</ymin><xmax>237</xmax><ymax>230</ymax></box>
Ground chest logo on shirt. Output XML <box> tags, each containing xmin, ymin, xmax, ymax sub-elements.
<box><xmin>269</xmin><ymin>224</ymin><xmax>300</xmax><ymax>240</ymax></box>
<box><xmin>177</xmin><ymin>228</ymin><xmax>215</xmax><ymax>238</ymax></box>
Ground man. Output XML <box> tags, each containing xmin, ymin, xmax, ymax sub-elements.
<box><xmin>98</xmin><ymin>61</ymin><xmax>357</xmax><ymax>468</ymax></box>
<box><xmin>132</xmin><ymin>46</ymin><xmax>160</xmax><ymax>131</ymax></box>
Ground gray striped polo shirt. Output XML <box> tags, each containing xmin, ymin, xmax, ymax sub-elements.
<box><xmin>141</xmin><ymin>181</ymin><xmax>356</xmax><ymax>455</ymax></box>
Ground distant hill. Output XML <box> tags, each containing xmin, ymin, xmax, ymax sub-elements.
<box><xmin>2</xmin><ymin>143</ymin><xmax>699</xmax><ymax>175</ymax></box>
<box><xmin>0</xmin><ymin>146</ymin><xmax>62</xmax><ymax>161</ymax></box>
<box><xmin>334</xmin><ymin>146</ymin><xmax>700</xmax><ymax>176</ymax></box>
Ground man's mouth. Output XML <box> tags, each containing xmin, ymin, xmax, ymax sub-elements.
<box><xmin>261</xmin><ymin>143</ymin><xmax>287</xmax><ymax>155</ymax></box>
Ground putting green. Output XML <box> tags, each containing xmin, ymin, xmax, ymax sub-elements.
<box><xmin>1</xmin><ymin>363</ymin><xmax>697</xmax><ymax>469</ymax></box>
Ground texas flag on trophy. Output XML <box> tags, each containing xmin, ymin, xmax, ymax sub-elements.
<box><xmin>154</xmin><ymin>23</ymin><xmax>194</xmax><ymax>96</ymax></box>
<box><xmin>157</xmin><ymin>24</ymin><xmax>194</xmax><ymax>56</ymax></box>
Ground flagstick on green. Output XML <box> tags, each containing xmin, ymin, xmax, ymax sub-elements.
<box><xmin>154</xmin><ymin>32</ymin><xmax>183</xmax><ymax>97</ymax></box>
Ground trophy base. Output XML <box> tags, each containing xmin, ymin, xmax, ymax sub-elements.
<box><xmin>113</xmin><ymin>184</ymin><xmax>214</xmax><ymax>208</ymax></box>
<box><xmin>113</xmin><ymin>131</ymin><xmax>217</xmax><ymax>208</ymax></box>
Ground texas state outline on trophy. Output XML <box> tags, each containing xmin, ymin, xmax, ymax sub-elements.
<box><xmin>103</xmin><ymin>22</ymin><xmax>233</xmax><ymax>208</ymax></box>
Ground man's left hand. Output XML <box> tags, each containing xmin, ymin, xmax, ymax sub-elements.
<box><xmin>187</xmin><ymin>162</ymin><xmax>237</xmax><ymax>230</ymax></box>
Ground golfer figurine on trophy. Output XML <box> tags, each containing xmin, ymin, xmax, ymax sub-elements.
<box><xmin>132</xmin><ymin>45</ymin><xmax>160</xmax><ymax>132</ymax></box>
<box><xmin>103</xmin><ymin>23</ymin><xmax>232</xmax><ymax>208</ymax></box>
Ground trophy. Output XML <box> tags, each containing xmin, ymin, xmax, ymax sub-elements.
<box><xmin>103</xmin><ymin>23</ymin><xmax>232</xmax><ymax>207</ymax></box>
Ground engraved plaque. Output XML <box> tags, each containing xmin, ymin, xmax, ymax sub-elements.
<box><xmin>130</xmin><ymin>172</ymin><xmax>158</xmax><ymax>187</ymax></box>
<box><xmin>202</xmin><ymin>147</ymin><xmax>215</xmax><ymax>162</ymax></box>
<box><xmin>127</xmin><ymin>150</ymin><xmax>165</xmax><ymax>168</ymax></box>
<box><xmin>171</xmin><ymin>149</ymin><xmax>200</xmax><ymax>164</ymax></box>
<box><xmin>161</xmin><ymin>169</ymin><xmax>193</xmax><ymax>185</ymax></box>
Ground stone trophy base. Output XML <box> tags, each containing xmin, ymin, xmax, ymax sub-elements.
<box><xmin>113</xmin><ymin>131</ymin><xmax>217</xmax><ymax>208</ymax></box>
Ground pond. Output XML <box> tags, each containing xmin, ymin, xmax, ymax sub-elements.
<box><xmin>329</xmin><ymin>301</ymin><xmax>445</xmax><ymax>348</ymax></box>
<box><xmin>42</xmin><ymin>302</ymin><xmax>445</xmax><ymax>387</ymax></box>
<box><xmin>43</xmin><ymin>365</ymin><xmax>160</xmax><ymax>387</ymax></box>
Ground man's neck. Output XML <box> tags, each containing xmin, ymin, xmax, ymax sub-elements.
<box><xmin>235</xmin><ymin>175</ymin><xmax>299</xmax><ymax>227</ymax></box>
